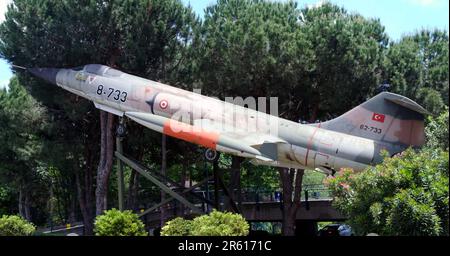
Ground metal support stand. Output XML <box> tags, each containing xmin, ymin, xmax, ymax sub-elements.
<box><xmin>116</xmin><ymin>151</ymin><xmax>202</xmax><ymax>214</ymax></box>
<box><xmin>305</xmin><ymin>190</ymin><xmax>310</xmax><ymax>211</ymax></box>
<box><xmin>204</xmin><ymin>161</ymin><xmax>210</xmax><ymax>213</ymax></box>
<box><xmin>211</xmin><ymin>159</ymin><xmax>240</xmax><ymax>213</ymax></box>
<box><xmin>116</xmin><ymin>119</ymin><xmax>125</xmax><ymax>211</ymax></box>
<box><xmin>114</xmin><ymin>127</ymin><xmax>234</xmax><ymax>222</ymax></box>
<box><xmin>137</xmin><ymin>174</ymin><xmax>213</xmax><ymax>217</ymax></box>
<box><xmin>213</xmin><ymin>160</ymin><xmax>220</xmax><ymax>210</ymax></box>
<box><xmin>116</xmin><ymin>137</ymin><xmax>125</xmax><ymax>211</ymax></box>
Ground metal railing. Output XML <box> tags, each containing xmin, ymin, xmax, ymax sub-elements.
<box><xmin>191</xmin><ymin>183</ymin><xmax>332</xmax><ymax>204</ymax></box>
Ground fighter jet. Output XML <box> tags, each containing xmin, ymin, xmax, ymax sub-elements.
<box><xmin>25</xmin><ymin>64</ymin><xmax>428</xmax><ymax>174</ymax></box>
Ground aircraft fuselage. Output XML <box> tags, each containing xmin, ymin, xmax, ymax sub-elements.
<box><xmin>29</xmin><ymin>64</ymin><xmax>425</xmax><ymax>174</ymax></box>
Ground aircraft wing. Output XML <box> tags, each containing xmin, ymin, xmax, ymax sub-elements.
<box><xmin>125</xmin><ymin>111</ymin><xmax>286</xmax><ymax>161</ymax></box>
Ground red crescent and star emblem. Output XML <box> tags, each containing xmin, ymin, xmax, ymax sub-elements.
<box><xmin>372</xmin><ymin>112</ymin><xmax>385</xmax><ymax>123</ymax></box>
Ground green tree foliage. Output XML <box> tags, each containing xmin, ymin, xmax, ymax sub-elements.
<box><xmin>161</xmin><ymin>210</ymin><xmax>249</xmax><ymax>236</ymax></box>
<box><xmin>301</xmin><ymin>3</ymin><xmax>388</xmax><ymax>120</ymax></box>
<box><xmin>326</xmin><ymin>148</ymin><xmax>449</xmax><ymax>236</ymax></box>
<box><xmin>0</xmin><ymin>0</ymin><xmax>448</xmax><ymax>235</ymax></box>
<box><xmin>0</xmin><ymin>77</ymin><xmax>48</xmax><ymax>222</ymax></box>
<box><xmin>0</xmin><ymin>0</ymin><xmax>198</xmax><ymax>232</ymax></box>
<box><xmin>0</xmin><ymin>186</ymin><xmax>15</xmax><ymax>216</ymax></box>
<box><xmin>197</xmin><ymin>0</ymin><xmax>311</xmax><ymax>101</ymax></box>
<box><xmin>0</xmin><ymin>77</ymin><xmax>46</xmax><ymax>172</ymax></box>
<box><xmin>0</xmin><ymin>215</ymin><xmax>36</xmax><ymax>236</ymax></box>
<box><xmin>425</xmin><ymin>109</ymin><xmax>449</xmax><ymax>150</ymax></box>
<box><xmin>198</xmin><ymin>1</ymin><xmax>388</xmax><ymax>122</ymax></box>
<box><xmin>94</xmin><ymin>209</ymin><xmax>147</xmax><ymax>236</ymax></box>
<box><xmin>384</xmin><ymin>29</ymin><xmax>449</xmax><ymax>114</ymax></box>
<box><xmin>302</xmin><ymin>169</ymin><xmax>326</xmax><ymax>185</ymax></box>
<box><xmin>240</xmin><ymin>163</ymin><xmax>280</xmax><ymax>192</ymax></box>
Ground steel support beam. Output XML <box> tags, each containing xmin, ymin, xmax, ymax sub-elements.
<box><xmin>124</xmin><ymin>153</ymin><xmax>214</xmax><ymax>205</ymax></box>
<box><xmin>213</xmin><ymin>160</ymin><xmax>220</xmax><ymax>210</ymax></box>
<box><xmin>116</xmin><ymin>137</ymin><xmax>125</xmax><ymax>211</ymax></box>
<box><xmin>138</xmin><ymin>175</ymin><xmax>213</xmax><ymax>217</ymax></box>
<box><xmin>216</xmin><ymin>168</ymin><xmax>240</xmax><ymax>214</ymax></box>
<box><xmin>115</xmin><ymin>151</ymin><xmax>202</xmax><ymax>214</ymax></box>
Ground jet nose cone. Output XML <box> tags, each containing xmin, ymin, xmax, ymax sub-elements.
<box><xmin>29</xmin><ymin>68</ymin><xmax>60</xmax><ymax>85</ymax></box>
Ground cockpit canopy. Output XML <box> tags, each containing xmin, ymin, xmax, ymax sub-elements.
<box><xmin>71</xmin><ymin>64</ymin><xmax>124</xmax><ymax>77</ymax></box>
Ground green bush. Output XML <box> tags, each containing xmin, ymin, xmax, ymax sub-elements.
<box><xmin>161</xmin><ymin>217</ymin><xmax>192</xmax><ymax>236</ymax></box>
<box><xmin>190</xmin><ymin>210</ymin><xmax>249</xmax><ymax>236</ymax></box>
<box><xmin>0</xmin><ymin>215</ymin><xmax>36</xmax><ymax>236</ymax></box>
<box><xmin>425</xmin><ymin>109</ymin><xmax>449</xmax><ymax>151</ymax></box>
<box><xmin>385</xmin><ymin>188</ymin><xmax>442</xmax><ymax>236</ymax></box>
<box><xmin>94</xmin><ymin>209</ymin><xmax>147</xmax><ymax>236</ymax></box>
<box><xmin>161</xmin><ymin>210</ymin><xmax>249</xmax><ymax>236</ymax></box>
<box><xmin>326</xmin><ymin>148</ymin><xmax>449</xmax><ymax>236</ymax></box>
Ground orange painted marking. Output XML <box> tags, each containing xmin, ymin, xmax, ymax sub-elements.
<box><xmin>163</xmin><ymin>120</ymin><xmax>219</xmax><ymax>149</ymax></box>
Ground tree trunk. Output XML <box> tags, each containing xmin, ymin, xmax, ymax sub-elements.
<box><xmin>75</xmin><ymin>171</ymin><xmax>93</xmax><ymax>235</ymax></box>
<box><xmin>24</xmin><ymin>190</ymin><xmax>31</xmax><ymax>221</ymax></box>
<box><xmin>126</xmin><ymin>126</ymin><xmax>144</xmax><ymax>210</ymax></box>
<box><xmin>18</xmin><ymin>186</ymin><xmax>31</xmax><ymax>221</ymax></box>
<box><xmin>18</xmin><ymin>187</ymin><xmax>24</xmax><ymax>219</ymax></box>
<box><xmin>160</xmin><ymin>134</ymin><xmax>167</xmax><ymax>227</ymax></box>
<box><xmin>179</xmin><ymin>161</ymin><xmax>187</xmax><ymax>216</ymax></box>
<box><xmin>279</xmin><ymin>168</ymin><xmax>304</xmax><ymax>236</ymax></box>
<box><xmin>226</xmin><ymin>156</ymin><xmax>242</xmax><ymax>211</ymax></box>
<box><xmin>68</xmin><ymin>194</ymin><xmax>77</xmax><ymax>223</ymax></box>
<box><xmin>17</xmin><ymin>188</ymin><xmax>25</xmax><ymax>217</ymax></box>
<box><xmin>85</xmin><ymin>153</ymin><xmax>95</xmax><ymax>235</ymax></box>
<box><xmin>308</xmin><ymin>93</ymin><xmax>320</xmax><ymax>123</ymax></box>
<box><xmin>95</xmin><ymin>111</ymin><xmax>115</xmax><ymax>216</ymax></box>
<box><xmin>126</xmin><ymin>170</ymin><xmax>139</xmax><ymax>210</ymax></box>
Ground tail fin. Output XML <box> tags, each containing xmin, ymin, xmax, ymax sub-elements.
<box><xmin>319</xmin><ymin>92</ymin><xmax>428</xmax><ymax>148</ymax></box>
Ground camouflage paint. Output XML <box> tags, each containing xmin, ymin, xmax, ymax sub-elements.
<box><xmin>29</xmin><ymin>64</ymin><xmax>428</xmax><ymax>174</ymax></box>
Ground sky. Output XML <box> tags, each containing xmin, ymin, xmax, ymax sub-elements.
<box><xmin>0</xmin><ymin>0</ymin><xmax>449</xmax><ymax>89</ymax></box>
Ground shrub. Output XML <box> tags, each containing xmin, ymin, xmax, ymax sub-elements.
<box><xmin>161</xmin><ymin>210</ymin><xmax>249</xmax><ymax>236</ymax></box>
<box><xmin>94</xmin><ymin>209</ymin><xmax>147</xmax><ymax>236</ymax></box>
<box><xmin>190</xmin><ymin>210</ymin><xmax>249</xmax><ymax>236</ymax></box>
<box><xmin>425</xmin><ymin>109</ymin><xmax>449</xmax><ymax>151</ymax></box>
<box><xmin>326</xmin><ymin>148</ymin><xmax>449</xmax><ymax>236</ymax></box>
<box><xmin>160</xmin><ymin>217</ymin><xmax>191</xmax><ymax>236</ymax></box>
<box><xmin>0</xmin><ymin>215</ymin><xmax>36</xmax><ymax>236</ymax></box>
<box><xmin>385</xmin><ymin>188</ymin><xmax>442</xmax><ymax>236</ymax></box>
